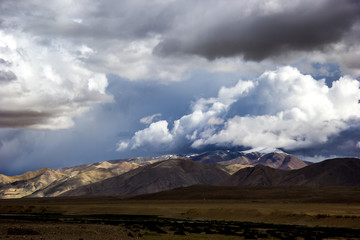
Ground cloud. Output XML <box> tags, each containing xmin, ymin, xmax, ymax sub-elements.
<box><xmin>140</xmin><ymin>113</ymin><xmax>162</xmax><ymax>124</ymax></box>
<box><xmin>118</xmin><ymin>66</ymin><xmax>360</xmax><ymax>152</ymax></box>
<box><xmin>0</xmin><ymin>0</ymin><xmax>188</xmax><ymax>82</ymax></box>
<box><xmin>2</xmin><ymin>0</ymin><xmax>359</xmax><ymax>85</ymax></box>
<box><xmin>0</xmin><ymin>110</ymin><xmax>52</xmax><ymax>128</ymax></box>
<box><xmin>117</xmin><ymin>120</ymin><xmax>173</xmax><ymax>151</ymax></box>
<box><xmin>155</xmin><ymin>0</ymin><xmax>360</xmax><ymax>61</ymax></box>
<box><xmin>0</xmin><ymin>30</ymin><xmax>112</xmax><ymax>129</ymax></box>
<box><xmin>1</xmin><ymin>0</ymin><xmax>360</xmax><ymax>175</ymax></box>
<box><xmin>117</xmin><ymin>78</ymin><xmax>255</xmax><ymax>151</ymax></box>
<box><xmin>0</xmin><ymin>70</ymin><xmax>17</xmax><ymax>82</ymax></box>
<box><xmin>207</xmin><ymin>117</ymin><xmax>224</xmax><ymax>125</ymax></box>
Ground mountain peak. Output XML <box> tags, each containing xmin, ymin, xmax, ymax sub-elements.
<box><xmin>1</xmin><ymin>156</ymin><xmax>360</xmax><ymax>199</ymax></box>
<box><xmin>188</xmin><ymin>149</ymin><xmax>309</xmax><ymax>170</ymax></box>
<box><xmin>241</xmin><ymin>147</ymin><xmax>284</xmax><ymax>154</ymax></box>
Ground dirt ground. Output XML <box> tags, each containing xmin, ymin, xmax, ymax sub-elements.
<box><xmin>1</xmin><ymin>186</ymin><xmax>360</xmax><ymax>239</ymax></box>
<box><xmin>0</xmin><ymin>219</ymin><xmax>138</xmax><ymax>240</ymax></box>
<box><xmin>2</xmin><ymin>199</ymin><xmax>360</xmax><ymax>228</ymax></box>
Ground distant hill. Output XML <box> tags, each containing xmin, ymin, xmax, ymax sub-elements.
<box><xmin>1</xmin><ymin>150</ymin><xmax>359</xmax><ymax>199</ymax></box>
<box><xmin>189</xmin><ymin>149</ymin><xmax>310</xmax><ymax>170</ymax></box>
<box><xmin>0</xmin><ymin>168</ymin><xmax>62</xmax><ymax>185</ymax></box>
<box><xmin>0</xmin><ymin>161</ymin><xmax>140</xmax><ymax>198</ymax></box>
<box><xmin>29</xmin><ymin>161</ymin><xmax>140</xmax><ymax>197</ymax></box>
<box><xmin>221</xmin><ymin>165</ymin><xmax>286</xmax><ymax>186</ymax></box>
<box><xmin>256</xmin><ymin>152</ymin><xmax>309</xmax><ymax>170</ymax></box>
<box><xmin>189</xmin><ymin>150</ymin><xmax>260</xmax><ymax>164</ymax></box>
<box><xmin>0</xmin><ymin>168</ymin><xmax>65</xmax><ymax>199</ymax></box>
<box><xmin>222</xmin><ymin>158</ymin><xmax>360</xmax><ymax>187</ymax></box>
<box><xmin>60</xmin><ymin>158</ymin><xmax>230</xmax><ymax>196</ymax></box>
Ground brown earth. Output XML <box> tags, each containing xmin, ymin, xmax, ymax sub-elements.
<box><xmin>1</xmin><ymin>186</ymin><xmax>360</xmax><ymax>239</ymax></box>
<box><xmin>60</xmin><ymin>158</ymin><xmax>230</xmax><ymax>197</ymax></box>
<box><xmin>256</xmin><ymin>152</ymin><xmax>308</xmax><ymax>170</ymax></box>
<box><xmin>1</xmin><ymin>186</ymin><xmax>360</xmax><ymax>229</ymax></box>
<box><xmin>190</xmin><ymin>150</ymin><xmax>310</xmax><ymax>170</ymax></box>
<box><xmin>224</xmin><ymin>158</ymin><xmax>360</xmax><ymax>186</ymax></box>
<box><xmin>0</xmin><ymin>218</ymin><xmax>136</xmax><ymax>240</ymax></box>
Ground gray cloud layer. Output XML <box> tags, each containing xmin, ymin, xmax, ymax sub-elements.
<box><xmin>155</xmin><ymin>0</ymin><xmax>360</xmax><ymax>61</ymax></box>
<box><xmin>2</xmin><ymin>0</ymin><xmax>359</xmax><ymax>83</ymax></box>
<box><xmin>0</xmin><ymin>110</ymin><xmax>51</xmax><ymax>128</ymax></box>
<box><xmin>1</xmin><ymin>0</ymin><xmax>359</xmax><ymax>130</ymax></box>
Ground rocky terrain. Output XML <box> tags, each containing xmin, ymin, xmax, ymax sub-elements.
<box><xmin>60</xmin><ymin>158</ymin><xmax>230</xmax><ymax>196</ymax></box>
<box><xmin>0</xmin><ymin>168</ymin><xmax>65</xmax><ymax>198</ymax></box>
<box><xmin>2</xmin><ymin>150</ymin><xmax>358</xmax><ymax>199</ymax></box>
<box><xmin>0</xmin><ymin>161</ymin><xmax>140</xmax><ymax>199</ymax></box>
<box><xmin>189</xmin><ymin>148</ymin><xmax>310</xmax><ymax>170</ymax></box>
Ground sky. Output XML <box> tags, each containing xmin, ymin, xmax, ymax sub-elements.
<box><xmin>1</xmin><ymin>0</ymin><xmax>360</xmax><ymax>175</ymax></box>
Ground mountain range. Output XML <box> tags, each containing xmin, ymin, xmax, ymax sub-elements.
<box><xmin>222</xmin><ymin>158</ymin><xmax>360</xmax><ymax>186</ymax></box>
<box><xmin>0</xmin><ymin>149</ymin><xmax>359</xmax><ymax>199</ymax></box>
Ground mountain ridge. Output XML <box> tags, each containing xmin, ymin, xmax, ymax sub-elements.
<box><xmin>0</xmin><ymin>168</ymin><xmax>65</xmax><ymax>199</ymax></box>
<box><xmin>223</xmin><ymin>158</ymin><xmax>360</xmax><ymax>187</ymax></box>
<box><xmin>1</xmin><ymin>150</ymin><xmax>358</xmax><ymax>199</ymax></box>
<box><xmin>59</xmin><ymin>158</ymin><xmax>230</xmax><ymax>197</ymax></box>
<box><xmin>188</xmin><ymin>150</ymin><xmax>310</xmax><ymax>170</ymax></box>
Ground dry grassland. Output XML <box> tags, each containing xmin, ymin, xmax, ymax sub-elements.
<box><xmin>1</xmin><ymin>186</ymin><xmax>360</xmax><ymax>239</ymax></box>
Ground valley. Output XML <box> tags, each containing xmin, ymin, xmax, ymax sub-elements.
<box><xmin>1</xmin><ymin>150</ymin><xmax>360</xmax><ymax>239</ymax></box>
<box><xmin>1</xmin><ymin>186</ymin><xmax>360</xmax><ymax>239</ymax></box>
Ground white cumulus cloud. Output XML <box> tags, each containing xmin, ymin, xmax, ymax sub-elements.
<box><xmin>117</xmin><ymin>120</ymin><xmax>173</xmax><ymax>151</ymax></box>
<box><xmin>140</xmin><ymin>113</ymin><xmax>162</xmax><ymax>124</ymax></box>
<box><xmin>118</xmin><ymin>66</ymin><xmax>360</xmax><ymax>151</ymax></box>
<box><xmin>0</xmin><ymin>30</ymin><xmax>112</xmax><ymax>129</ymax></box>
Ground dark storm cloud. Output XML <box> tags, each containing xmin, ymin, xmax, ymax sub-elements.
<box><xmin>3</xmin><ymin>0</ymin><xmax>359</xmax><ymax>80</ymax></box>
<box><xmin>0</xmin><ymin>110</ymin><xmax>52</xmax><ymax>128</ymax></box>
<box><xmin>155</xmin><ymin>0</ymin><xmax>360</xmax><ymax>61</ymax></box>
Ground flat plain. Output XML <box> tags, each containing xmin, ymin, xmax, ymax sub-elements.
<box><xmin>1</xmin><ymin>186</ymin><xmax>360</xmax><ymax>239</ymax></box>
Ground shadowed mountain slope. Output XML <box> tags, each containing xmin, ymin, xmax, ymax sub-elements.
<box><xmin>221</xmin><ymin>165</ymin><xmax>288</xmax><ymax>186</ymax></box>
<box><xmin>131</xmin><ymin>185</ymin><xmax>360</xmax><ymax>202</ymax></box>
<box><xmin>60</xmin><ymin>158</ymin><xmax>230</xmax><ymax>197</ymax></box>
<box><xmin>257</xmin><ymin>152</ymin><xmax>308</xmax><ymax>170</ymax></box>
<box><xmin>223</xmin><ymin>158</ymin><xmax>360</xmax><ymax>187</ymax></box>
<box><xmin>280</xmin><ymin>158</ymin><xmax>360</xmax><ymax>186</ymax></box>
